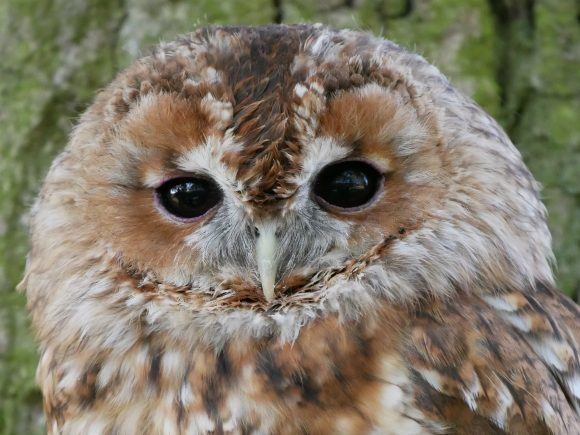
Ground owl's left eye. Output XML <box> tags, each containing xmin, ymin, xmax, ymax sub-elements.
<box><xmin>313</xmin><ymin>160</ymin><xmax>383</xmax><ymax>210</ymax></box>
<box><xmin>156</xmin><ymin>177</ymin><xmax>222</xmax><ymax>220</ymax></box>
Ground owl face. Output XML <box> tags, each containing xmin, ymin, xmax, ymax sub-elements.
<box><xmin>81</xmin><ymin>29</ymin><xmax>443</xmax><ymax>305</ymax></box>
<box><xmin>25</xmin><ymin>25</ymin><xmax>553</xmax><ymax>343</ymax></box>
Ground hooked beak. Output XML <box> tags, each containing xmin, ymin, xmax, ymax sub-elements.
<box><xmin>255</xmin><ymin>222</ymin><xmax>278</xmax><ymax>302</ymax></box>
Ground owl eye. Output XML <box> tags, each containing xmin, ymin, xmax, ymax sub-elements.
<box><xmin>313</xmin><ymin>161</ymin><xmax>382</xmax><ymax>210</ymax></box>
<box><xmin>156</xmin><ymin>177</ymin><xmax>222</xmax><ymax>219</ymax></box>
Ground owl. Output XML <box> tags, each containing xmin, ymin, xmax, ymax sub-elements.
<box><xmin>20</xmin><ymin>24</ymin><xmax>579</xmax><ymax>434</ymax></box>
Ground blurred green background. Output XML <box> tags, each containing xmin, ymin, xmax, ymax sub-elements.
<box><xmin>0</xmin><ymin>0</ymin><xmax>578</xmax><ymax>433</ymax></box>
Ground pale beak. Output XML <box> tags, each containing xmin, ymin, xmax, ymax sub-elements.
<box><xmin>255</xmin><ymin>222</ymin><xmax>278</xmax><ymax>302</ymax></box>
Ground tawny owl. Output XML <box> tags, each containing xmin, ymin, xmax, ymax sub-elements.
<box><xmin>20</xmin><ymin>24</ymin><xmax>579</xmax><ymax>434</ymax></box>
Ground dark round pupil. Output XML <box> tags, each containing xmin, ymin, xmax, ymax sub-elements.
<box><xmin>314</xmin><ymin>161</ymin><xmax>381</xmax><ymax>209</ymax></box>
<box><xmin>157</xmin><ymin>177</ymin><xmax>221</xmax><ymax>219</ymax></box>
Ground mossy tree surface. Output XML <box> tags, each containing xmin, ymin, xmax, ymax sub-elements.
<box><xmin>0</xmin><ymin>0</ymin><xmax>577</xmax><ymax>432</ymax></box>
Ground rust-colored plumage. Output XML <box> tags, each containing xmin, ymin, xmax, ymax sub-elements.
<box><xmin>21</xmin><ymin>24</ymin><xmax>579</xmax><ymax>434</ymax></box>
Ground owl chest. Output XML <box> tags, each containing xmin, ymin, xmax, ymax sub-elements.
<box><xmin>120</xmin><ymin>347</ymin><xmax>424</xmax><ymax>433</ymax></box>
<box><xmin>166</xmin><ymin>347</ymin><xmax>427</xmax><ymax>434</ymax></box>
<box><xmin>43</xmin><ymin>336</ymin><xmax>434</xmax><ymax>434</ymax></box>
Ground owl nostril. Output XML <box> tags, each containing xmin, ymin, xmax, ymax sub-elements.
<box><xmin>252</xmin><ymin>225</ymin><xmax>282</xmax><ymax>238</ymax></box>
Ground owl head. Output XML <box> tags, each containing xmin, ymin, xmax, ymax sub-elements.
<box><xmin>22</xmin><ymin>24</ymin><xmax>553</xmax><ymax>345</ymax></box>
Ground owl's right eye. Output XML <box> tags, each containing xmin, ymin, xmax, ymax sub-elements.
<box><xmin>156</xmin><ymin>177</ymin><xmax>222</xmax><ymax>220</ymax></box>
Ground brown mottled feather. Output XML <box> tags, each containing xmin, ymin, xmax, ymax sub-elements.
<box><xmin>407</xmin><ymin>286</ymin><xmax>579</xmax><ymax>434</ymax></box>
